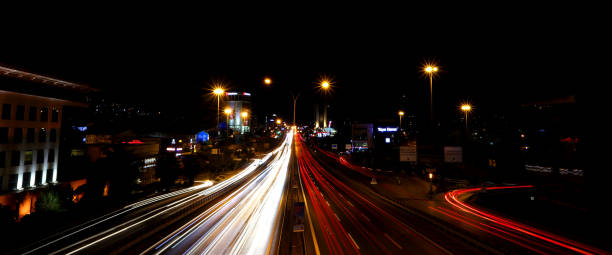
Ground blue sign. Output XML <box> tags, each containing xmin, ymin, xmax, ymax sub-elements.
<box><xmin>377</xmin><ymin>127</ymin><xmax>398</xmax><ymax>132</ymax></box>
<box><xmin>196</xmin><ymin>131</ymin><xmax>209</xmax><ymax>143</ymax></box>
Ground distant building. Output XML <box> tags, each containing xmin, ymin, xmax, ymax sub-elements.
<box><xmin>224</xmin><ymin>92</ymin><xmax>252</xmax><ymax>134</ymax></box>
<box><xmin>351</xmin><ymin>123</ymin><xmax>373</xmax><ymax>150</ymax></box>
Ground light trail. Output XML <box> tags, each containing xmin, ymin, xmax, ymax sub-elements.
<box><xmin>33</xmin><ymin>135</ymin><xmax>288</xmax><ymax>255</ymax></box>
<box><xmin>443</xmin><ymin>186</ymin><xmax>607</xmax><ymax>254</ymax></box>
<box><xmin>145</xmin><ymin>132</ymin><xmax>294</xmax><ymax>255</ymax></box>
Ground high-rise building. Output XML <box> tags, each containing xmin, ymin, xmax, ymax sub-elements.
<box><xmin>224</xmin><ymin>92</ymin><xmax>252</xmax><ymax>134</ymax></box>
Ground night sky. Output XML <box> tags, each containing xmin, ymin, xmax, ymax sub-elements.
<box><xmin>1</xmin><ymin>22</ymin><xmax>582</xmax><ymax>126</ymax></box>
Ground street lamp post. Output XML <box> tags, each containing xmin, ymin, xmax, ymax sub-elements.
<box><xmin>424</xmin><ymin>65</ymin><xmax>438</xmax><ymax>122</ymax></box>
<box><xmin>291</xmin><ymin>93</ymin><xmax>301</xmax><ymax>127</ymax></box>
<box><xmin>213</xmin><ymin>88</ymin><xmax>225</xmax><ymax>135</ymax></box>
<box><xmin>461</xmin><ymin>104</ymin><xmax>472</xmax><ymax>131</ymax></box>
<box><xmin>398</xmin><ymin>110</ymin><xmax>405</xmax><ymax>130</ymax></box>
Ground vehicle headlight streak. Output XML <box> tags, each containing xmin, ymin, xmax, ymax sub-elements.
<box><xmin>148</xmin><ymin>132</ymin><xmax>293</xmax><ymax>255</ymax></box>
<box><xmin>34</xmin><ymin>135</ymin><xmax>289</xmax><ymax>255</ymax></box>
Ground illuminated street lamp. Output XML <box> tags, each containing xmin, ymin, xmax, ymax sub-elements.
<box><xmin>264</xmin><ymin>77</ymin><xmax>272</xmax><ymax>85</ymax></box>
<box><xmin>321</xmin><ymin>81</ymin><xmax>330</xmax><ymax>89</ymax></box>
<box><xmin>276</xmin><ymin>119</ymin><xmax>282</xmax><ymax>125</ymax></box>
<box><xmin>398</xmin><ymin>110</ymin><xmax>405</xmax><ymax>130</ymax></box>
<box><xmin>428</xmin><ymin>172</ymin><xmax>434</xmax><ymax>196</ymax></box>
<box><xmin>224</xmin><ymin>107</ymin><xmax>232</xmax><ymax>135</ymax></box>
<box><xmin>461</xmin><ymin>104</ymin><xmax>472</xmax><ymax>130</ymax></box>
<box><xmin>213</xmin><ymin>87</ymin><xmax>225</xmax><ymax>135</ymax></box>
<box><xmin>424</xmin><ymin>63</ymin><xmax>439</xmax><ymax>121</ymax></box>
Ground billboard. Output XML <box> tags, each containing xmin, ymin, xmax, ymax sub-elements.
<box><xmin>444</xmin><ymin>146</ymin><xmax>463</xmax><ymax>163</ymax></box>
<box><xmin>400</xmin><ymin>141</ymin><xmax>417</xmax><ymax>162</ymax></box>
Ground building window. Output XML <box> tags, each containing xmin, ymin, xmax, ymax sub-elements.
<box><xmin>40</xmin><ymin>107</ymin><xmax>48</xmax><ymax>122</ymax></box>
<box><xmin>29</xmin><ymin>106</ymin><xmax>37</xmax><ymax>121</ymax></box>
<box><xmin>52</xmin><ymin>109</ymin><xmax>59</xmax><ymax>122</ymax></box>
<box><xmin>50</xmin><ymin>128</ymin><xmax>57</xmax><ymax>142</ymax></box>
<box><xmin>0</xmin><ymin>127</ymin><xmax>8</xmax><ymax>144</ymax></box>
<box><xmin>48</xmin><ymin>149</ymin><xmax>55</xmax><ymax>162</ymax></box>
<box><xmin>24</xmin><ymin>150</ymin><xmax>33</xmax><ymax>165</ymax></box>
<box><xmin>16</xmin><ymin>105</ymin><xmax>25</xmax><ymax>120</ymax></box>
<box><xmin>23</xmin><ymin>172</ymin><xmax>31</xmax><ymax>187</ymax></box>
<box><xmin>14</xmin><ymin>128</ymin><xmax>23</xmax><ymax>144</ymax></box>
<box><xmin>2</xmin><ymin>104</ymin><xmax>11</xmax><ymax>120</ymax></box>
<box><xmin>36</xmin><ymin>170</ymin><xmax>43</xmax><ymax>185</ymax></box>
<box><xmin>37</xmin><ymin>149</ymin><xmax>45</xmax><ymax>164</ymax></box>
<box><xmin>26</xmin><ymin>128</ymin><xmax>34</xmax><ymax>143</ymax></box>
<box><xmin>39</xmin><ymin>128</ymin><xmax>47</xmax><ymax>143</ymax></box>
<box><xmin>11</xmin><ymin>151</ymin><xmax>20</xmax><ymax>166</ymax></box>
<box><xmin>47</xmin><ymin>169</ymin><xmax>53</xmax><ymax>183</ymax></box>
<box><xmin>0</xmin><ymin>151</ymin><xmax>6</xmax><ymax>168</ymax></box>
<box><xmin>9</xmin><ymin>174</ymin><xmax>18</xmax><ymax>190</ymax></box>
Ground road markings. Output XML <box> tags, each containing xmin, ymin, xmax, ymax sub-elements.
<box><xmin>347</xmin><ymin>233</ymin><xmax>360</xmax><ymax>250</ymax></box>
<box><xmin>334</xmin><ymin>213</ymin><xmax>341</xmax><ymax>222</ymax></box>
<box><xmin>384</xmin><ymin>233</ymin><xmax>403</xmax><ymax>250</ymax></box>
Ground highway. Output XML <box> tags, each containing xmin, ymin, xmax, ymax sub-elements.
<box><xmin>295</xmin><ymin>134</ymin><xmax>482</xmax><ymax>255</ymax></box>
<box><xmin>15</xmin><ymin>133</ymin><xmax>293</xmax><ymax>255</ymax></box>
<box><xmin>305</xmin><ymin>137</ymin><xmax>609</xmax><ymax>254</ymax></box>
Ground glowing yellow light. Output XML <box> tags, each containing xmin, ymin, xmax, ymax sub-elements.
<box><xmin>433</xmin><ymin>67</ymin><xmax>438</xmax><ymax>72</ymax></box>
<box><xmin>276</xmin><ymin>119</ymin><xmax>281</xmax><ymax>124</ymax></box>
<box><xmin>321</xmin><ymin>81</ymin><xmax>330</xmax><ymax>89</ymax></box>
<box><xmin>213</xmin><ymin>87</ymin><xmax>225</xmax><ymax>95</ymax></box>
<box><xmin>264</xmin><ymin>78</ymin><xmax>271</xmax><ymax>85</ymax></box>
<box><xmin>241</xmin><ymin>112</ymin><xmax>248</xmax><ymax>118</ymax></box>
<box><xmin>398</xmin><ymin>111</ymin><xmax>405</xmax><ymax>116</ymax></box>
<box><xmin>224</xmin><ymin>108</ymin><xmax>232</xmax><ymax>114</ymax></box>
<box><xmin>425</xmin><ymin>66</ymin><xmax>433</xmax><ymax>72</ymax></box>
<box><xmin>428</xmin><ymin>173</ymin><xmax>433</xmax><ymax>179</ymax></box>
<box><xmin>461</xmin><ymin>104</ymin><xmax>472</xmax><ymax>112</ymax></box>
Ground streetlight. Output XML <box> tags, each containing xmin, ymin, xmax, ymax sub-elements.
<box><xmin>264</xmin><ymin>77</ymin><xmax>272</xmax><ymax>85</ymax></box>
<box><xmin>398</xmin><ymin>110</ymin><xmax>405</xmax><ymax>130</ymax></box>
<box><xmin>428</xmin><ymin>172</ymin><xmax>434</xmax><ymax>196</ymax></box>
<box><xmin>460</xmin><ymin>104</ymin><xmax>472</xmax><ymax>130</ymax></box>
<box><xmin>224</xmin><ymin>107</ymin><xmax>232</xmax><ymax>136</ymax></box>
<box><xmin>424</xmin><ymin>64</ymin><xmax>439</xmax><ymax>122</ymax></box>
<box><xmin>276</xmin><ymin>119</ymin><xmax>282</xmax><ymax>125</ymax></box>
<box><xmin>213</xmin><ymin>87</ymin><xmax>225</xmax><ymax>135</ymax></box>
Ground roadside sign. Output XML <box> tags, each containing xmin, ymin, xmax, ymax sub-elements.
<box><xmin>400</xmin><ymin>141</ymin><xmax>417</xmax><ymax>162</ymax></box>
<box><xmin>444</xmin><ymin>146</ymin><xmax>463</xmax><ymax>163</ymax></box>
<box><xmin>345</xmin><ymin>144</ymin><xmax>352</xmax><ymax>150</ymax></box>
<box><xmin>331</xmin><ymin>144</ymin><xmax>337</xmax><ymax>150</ymax></box>
<box><xmin>293</xmin><ymin>202</ymin><xmax>305</xmax><ymax>232</ymax></box>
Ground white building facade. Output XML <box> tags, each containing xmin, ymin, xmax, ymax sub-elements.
<box><xmin>0</xmin><ymin>90</ymin><xmax>68</xmax><ymax>191</ymax></box>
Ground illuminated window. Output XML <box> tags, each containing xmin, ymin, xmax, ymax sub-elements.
<box><xmin>24</xmin><ymin>150</ymin><xmax>32</xmax><ymax>165</ymax></box>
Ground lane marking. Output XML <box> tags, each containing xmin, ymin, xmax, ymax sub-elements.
<box><xmin>384</xmin><ymin>233</ymin><xmax>403</xmax><ymax>250</ymax></box>
<box><xmin>347</xmin><ymin>233</ymin><xmax>360</xmax><ymax>250</ymax></box>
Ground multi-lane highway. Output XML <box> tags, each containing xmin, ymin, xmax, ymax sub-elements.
<box><xmin>295</xmin><ymin>134</ymin><xmax>482</xmax><ymax>255</ymax></box>
<box><xmin>14</xmin><ymin>133</ymin><xmax>293</xmax><ymax>255</ymax></box>
<box><xmin>302</xmin><ymin>135</ymin><xmax>609</xmax><ymax>254</ymax></box>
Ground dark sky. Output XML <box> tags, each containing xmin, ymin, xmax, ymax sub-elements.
<box><xmin>1</xmin><ymin>19</ymin><xmax>583</xmax><ymax>126</ymax></box>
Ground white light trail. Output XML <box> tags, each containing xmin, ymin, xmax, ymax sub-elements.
<box><xmin>148</xmin><ymin>132</ymin><xmax>294</xmax><ymax>255</ymax></box>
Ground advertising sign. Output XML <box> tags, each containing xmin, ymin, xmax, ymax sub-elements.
<box><xmin>400</xmin><ymin>140</ymin><xmax>417</xmax><ymax>162</ymax></box>
<box><xmin>444</xmin><ymin>146</ymin><xmax>463</xmax><ymax>163</ymax></box>
<box><xmin>331</xmin><ymin>144</ymin><xmax>337</xmax><ymax>150</ymax></box>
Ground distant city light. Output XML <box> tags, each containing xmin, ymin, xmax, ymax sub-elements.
<box><xmin>385</xmin><ymin>138</ymin><xmax>391</xmax><ymax>143</ymax></box>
